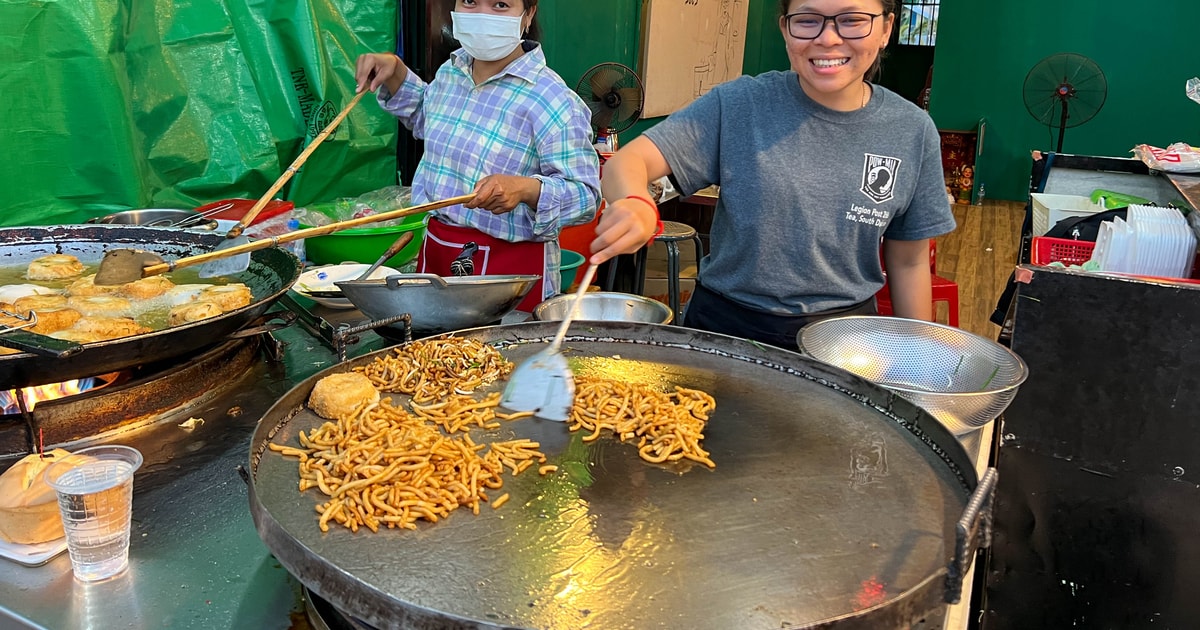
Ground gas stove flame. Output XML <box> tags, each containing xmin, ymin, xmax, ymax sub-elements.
<box><xmin>0</xmin><ymin>378</ymin><xmax>98</xmax><ymax>415</ymax></box>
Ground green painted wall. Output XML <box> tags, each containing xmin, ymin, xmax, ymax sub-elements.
<box><xmin>929</xmin><ymin>0</ymin><xmax>1200</xmax><ymax>202</ymax></box>
<box><xmin>537</xmin><ymin>0</ymin><xmax>791</xmax><ymax>143</ymax></box>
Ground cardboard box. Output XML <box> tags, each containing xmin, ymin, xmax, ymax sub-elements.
<box><xmin>642</xmin><ymin>277</ymin><xmax>696</xmax><ymax>315</ymax></box>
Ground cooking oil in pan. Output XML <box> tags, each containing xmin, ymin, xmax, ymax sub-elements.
<box><xmin>0</xmin><ymin>263</ymin><xmax>248</xmax><ymax>332</ymax></box>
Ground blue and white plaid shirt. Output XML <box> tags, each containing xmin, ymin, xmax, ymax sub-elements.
<box><xmin>379</xmin><ymin>43</ymin><xmax>600</xmax><ymax>293</ymax></box>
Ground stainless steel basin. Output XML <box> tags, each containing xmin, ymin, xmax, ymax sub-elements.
<box><xmin>86</xmin><ymin>208</ymin><xmax>217</xmax><ymax>229</ymax></box>
<box><xmin>533</xmin><ymin>291</ymin><xmax>673</xmax><ymax>324</ymax></box>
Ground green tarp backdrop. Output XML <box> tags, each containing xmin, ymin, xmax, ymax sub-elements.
<box><xmin>0</xmin><ymin>0</ymin><xmax>398</xmax><ymax>227</ymax></box>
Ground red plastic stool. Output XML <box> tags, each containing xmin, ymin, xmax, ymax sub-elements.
<box><xmin>875</xmin><ymin>241</ymin><xmax>959</xmax><ymax>327</ymax></box>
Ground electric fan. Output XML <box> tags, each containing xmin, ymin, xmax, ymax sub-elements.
<box><xmin>1022</xmin><ymin>53</ymin><xmax>1107</xmax><ymax>153</ymax></box>
<box><xmin>573</xmin><ymin>63</ymin><xmax>645</xmax><ymax>151</ymax></box>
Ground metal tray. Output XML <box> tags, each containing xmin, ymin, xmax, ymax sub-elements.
<box><xmin>249</xmin><ymin>322</ymin><xmax>995</xmax><ymax>630</ymax></box>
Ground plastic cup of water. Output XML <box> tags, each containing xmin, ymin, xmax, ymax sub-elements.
<box><xmin>43</xmin><ymin>445</ymin><xmax>143</xmax><ymax>582</ymax></box>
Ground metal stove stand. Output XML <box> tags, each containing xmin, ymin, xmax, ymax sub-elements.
<box><xmin>0</xmin><ymin>314</ymin><xmax>392</xmax><ymax>629</ymax></box>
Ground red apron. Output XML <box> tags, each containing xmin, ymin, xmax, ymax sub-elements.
<box><xmin>418</xmin><ymin>217</ymin><xmax>548</xmax><ymax>313</ymax></box>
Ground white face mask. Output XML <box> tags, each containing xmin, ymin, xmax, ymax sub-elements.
<box><xmin>451</xmin><ymin>12</ymin><xmax>524</xmax><ymax>62</ymax></box>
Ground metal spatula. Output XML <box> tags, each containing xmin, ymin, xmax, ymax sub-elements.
<box><xmin>500</xmin><ymin>262</ymin><xmax>598</xmax><ymax>421</ymax></box>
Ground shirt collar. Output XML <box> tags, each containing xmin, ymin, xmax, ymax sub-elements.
<box><xmin>451</xmin><ymin>41</ymin><xmax>544</xmax><ymax>84</ymax></box>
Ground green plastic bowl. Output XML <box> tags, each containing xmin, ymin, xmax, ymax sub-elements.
<box><xmin>302</xmin><ymin>213</ymin><xmax>427</xmax><ymax>268</ymax></box>
<box><xmin>559</xmin><ymin>249</ymin><xmax>585</xmax><ymax>290</ymax></box>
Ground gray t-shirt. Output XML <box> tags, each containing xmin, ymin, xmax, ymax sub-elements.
<box><xmin>645</xmin><ymin>71</ymin><xmax>956</xmax><ymax>315</ymax></box>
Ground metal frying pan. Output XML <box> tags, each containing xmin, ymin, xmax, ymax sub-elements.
<box><xmin>0</xmin><ymin>224</ymin><xmax>301</xmax><ymax>389</ymax></box>
<box><xmin>249</xmin><ymin>322</ymin><xmax>995</xmax><ymax>630</ymax></box>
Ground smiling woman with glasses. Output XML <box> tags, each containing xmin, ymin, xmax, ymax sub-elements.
<box><xmin>589</xmin><ymin>0</ymin><xmax>955</xmax><ymax>352</ymax></box>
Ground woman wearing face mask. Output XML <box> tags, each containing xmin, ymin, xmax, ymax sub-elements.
<box><xmin>355</xmin><ymin>0</ymin><xmax>600</xmax><ymax>311</ymax></box>
<box><xmin>590</xmin><ymin>0</ymin><xmax>955</xmax><ymax>351</ymax></box>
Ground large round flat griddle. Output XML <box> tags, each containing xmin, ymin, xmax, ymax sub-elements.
<box><xmin>249</xmin><ymin>322</ymin><xmax>989</xmax><ymax>630</ymax></box>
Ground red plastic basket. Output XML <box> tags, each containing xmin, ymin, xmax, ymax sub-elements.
<box><xmin>1031</xmin><ymin>236</ymin><xmax>1200</xmax><ymax>284</ymax></box>
<box><xmin>1031</xmin><ymin>237</ymin><xmax>1094</xmax><ymax>266</ymax></box>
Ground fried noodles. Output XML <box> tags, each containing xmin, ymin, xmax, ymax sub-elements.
<box><xmin>568</xmin><ymin>377</ymin><xmax>717</xmax><ymax>468</ymax></box>
<box><xmin>272</xmin><ymin>338</ymin><xmax>718</xmax><ymax>534</ymax></box>
<box><xmin>355</xmin><ymin>337</ymin><xmax>512</xmax><ymax>403</ymax></box>
<box><xmin>269</xmin><ymin>396</ymin><xmax>546</xmax><ymax>533</ymax></box>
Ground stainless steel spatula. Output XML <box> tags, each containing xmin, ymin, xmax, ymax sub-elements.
<box><xmin>500</xmin><ymin>262</ymin><xmax>598</xmax><ymax>421</ymax></box>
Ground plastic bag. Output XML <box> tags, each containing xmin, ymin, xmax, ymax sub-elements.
<box><xmin>1132</xmin><ymin>143</ymin><xmax>1200</xmax><ymax>174</ymax></box>
<box><xmin>293</xmin><ymin>186</ymin><xmax>416</xmax><ymax>229</ymax></box>
<box><xmin>0</xmin><ymin>0</ymin><xmax>398</xmax><ymax>227</ymax></box>
<box><xmin>353</xmin><ymin>186</ymin><xmax>415</xmax><ymax>216</ymax></box>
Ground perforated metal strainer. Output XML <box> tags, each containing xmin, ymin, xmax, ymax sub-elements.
<box><xmin>798</xmin><ymin>316</ymin><xmax>1029</xmax><ymax>435</ymax></box>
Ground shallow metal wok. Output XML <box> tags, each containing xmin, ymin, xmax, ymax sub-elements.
<box><xmin>336</xmin><ymin>273</ymin><xmax>539</xmax><ymax>335</ymax></box>
<box><xmin>0</xmin><ymin>224</ymin><xmax>300</xmax><ymax>388</ymax></box>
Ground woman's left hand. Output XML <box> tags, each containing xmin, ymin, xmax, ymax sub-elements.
<box><xmin>466</xmin><ymin>175</ymin><xmax>541</xmax><ymax>214</ymax></box>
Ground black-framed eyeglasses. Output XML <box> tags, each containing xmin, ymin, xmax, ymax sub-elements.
<box><xmin>783</xmin><ymin>12</ymin><xmax>882</xmax><ymax>40</ymax></box>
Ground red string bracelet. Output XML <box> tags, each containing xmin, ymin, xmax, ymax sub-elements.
<box><xmin>625</xmin><ymin>195</ymin><xmax>664</xmax><ymax>243</ymax></box>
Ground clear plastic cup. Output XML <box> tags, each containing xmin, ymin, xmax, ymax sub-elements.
<box><xmin>43</xmin><ymin>445</ymin><xmax>143</xmax><ymax>582</ymax></box>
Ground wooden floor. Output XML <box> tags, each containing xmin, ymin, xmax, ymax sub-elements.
<box><xmin>933</xmin><ymin>199</ymin><xmax>1026</xmax><ymax>339</ymax></box>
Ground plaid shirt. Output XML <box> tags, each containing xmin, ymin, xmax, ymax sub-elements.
<box><xmin>379</xmin><ymin>44</ymin><xmax>600</xmax><ymax>294</ymax></box>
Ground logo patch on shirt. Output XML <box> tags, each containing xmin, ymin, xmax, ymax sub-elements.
<box><xmin>860</xmin><ymin>154</ymin><xmax>902</xmax><ymax>204</ymax></box>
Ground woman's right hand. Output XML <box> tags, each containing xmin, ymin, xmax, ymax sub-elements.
<box><xmin>589</xmin><ymin>197</ymin><xmax>660</xmax><ymax>265</ymax></box>
<box><xmin>592</xmin><ymin>136</ymin><xmax>672</xmax><ymax>265</ymax></box>
<box><xmin>355</xmin><ymin>53</ymin><xmax>408</xmax><ymax>95</ymax></box>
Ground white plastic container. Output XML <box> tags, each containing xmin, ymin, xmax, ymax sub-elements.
<box><xmin>1031</xmin><ymin>193</ymin><xmax>1105</xmax><ymax>236</ymax></box>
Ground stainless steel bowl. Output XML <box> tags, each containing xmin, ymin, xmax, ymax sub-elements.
<box><xmin>87</xmin><ymin>209</ymin><xmax>217</xmax><ymax>230</ymax></box>
<box><xmin>798</xmin><ymin>315</ymin><xmax>1029</xmax><ymax>435</ymax></box>
<box><xmin>532</xmin><ymin>291</ymin><xmax>673</xmax><ymax>324</ymax></box>
<box><xmin>336</xmin><ymin>274</ymin><xmax>539</xmax><ymax>335</ymax></box>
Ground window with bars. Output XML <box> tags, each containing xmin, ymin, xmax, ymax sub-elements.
<box><xmin>898</xmin><ymin>0</ymin><xmax>939</xmax><ymax>46</ymax></box>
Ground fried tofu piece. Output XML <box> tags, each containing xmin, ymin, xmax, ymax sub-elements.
<box><xmin>308</xmin><ymin>372</ymin><xmax>380</xmax><ymax>421</ymax></box>
<box><xmin>199</xmin><ymin>284</ymin><xmax>252</xmax><ymax>311</ymax></box>
<box><xmin>119</xmin><ymin>275</ymin><xmax>175</xmax><ymax>300</ymax></box>
<box><xmin>0</xmin><ymin>303</ymin><xmax>17</xmax><ymax>326</ymax></box>
<box><xmin>168</xmin><ymin>301</ymin><xmax>222</xmax><ymax>326</ymax></box>
<box><xmin>12</xmin><ymin>294</ymin><xmax>67</xmax><ymax>315</ymax></box>
<box><xmin>66</xmin><ymin>295</ymin><xmax>133</xmax><ymax>318</ymax></box>
<box><xmin>67</xmin><ymin>316</ymin><xmax>152</xmax><ymax>341</ymax></box>
<box><xmin>26</xmin><ymin>255</ymin><xmax>85</xmax><ymax>281</ymax></box>
<box><xmin>27</xmin><ymin>308</ymin><xmax>82</xmax><ymax>334</ymax></box>
<box><xmin>164</xmin><ymin>284</ymin><xmax>209</xmax><ymax>307</ymax></box>
<box><xmin>66</xmin><ymin>274</ymin><xmax>122</xmax><ymax>297</ymax></box>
